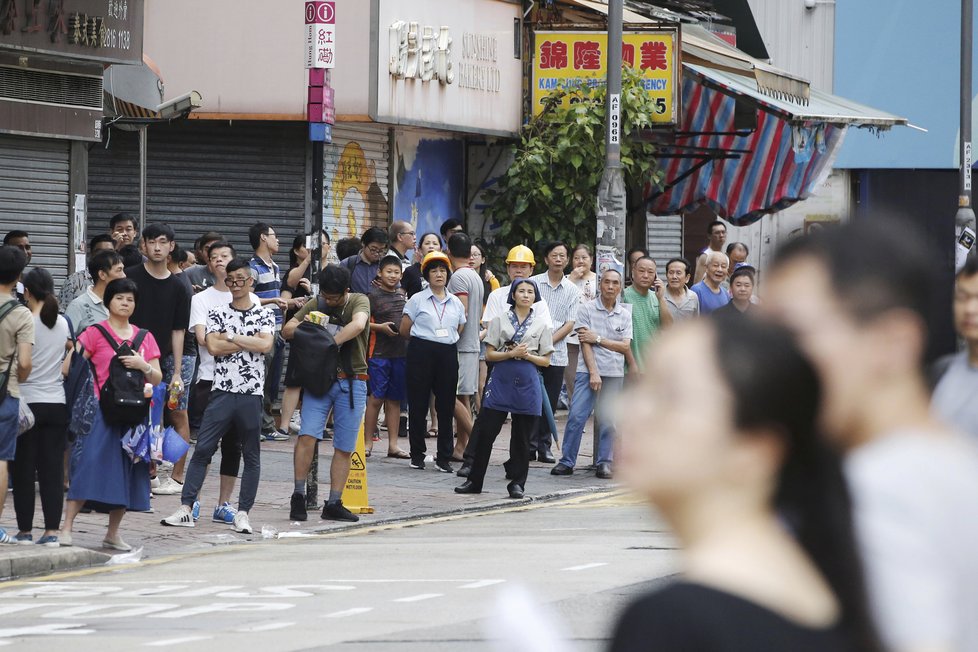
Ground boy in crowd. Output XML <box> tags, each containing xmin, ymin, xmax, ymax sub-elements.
<box><xmin>363</xmin><ymin>255</ymin><xmax>409</xmax><ymax>458</ymax></box>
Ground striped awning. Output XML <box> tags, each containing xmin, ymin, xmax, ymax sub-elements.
<box><xmin>648</xmin><ymin>74</ymin><xmax>847</xmax><ymax>226</ymax></box>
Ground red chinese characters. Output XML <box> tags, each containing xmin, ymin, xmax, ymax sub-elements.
<box><xmin>539</xmin><ymin>40</ymin><xmax>568</xmax><ymax>70</ymax></box>
<box><xmin>622</xmin><ymin>43</ymin><xmax>635</xmax><ymax>67</ymax></box>
<box><xmin>574</xmin><ymin>41</ymin><xmax>601</xmax><ymax>70</ymax></box>
<box><xmin>640</xmin><ymin>41</ymin><xmax>669</xmax><ymax>71</ymax></box>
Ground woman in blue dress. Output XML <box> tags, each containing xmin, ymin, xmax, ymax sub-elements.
<box><xmin>61</xmin><ymin>279</ymin><xmax>162</xmax><ymax>551</ymax></box>
<box><xmin>455</xmin><ymin>278</ymin><xmax>553</xmax><ymax>499</ymax></box>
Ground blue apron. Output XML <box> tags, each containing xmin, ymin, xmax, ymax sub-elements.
<box><xmin>482</xmin><ymin>308</ymin><xmax>543</xmax><ymax>416</ymax></box>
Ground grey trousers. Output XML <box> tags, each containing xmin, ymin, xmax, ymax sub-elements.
<box><xmin>182</xmin><ymin>391</ymin><xmax>262</xmax><ymax>513</ymax></box>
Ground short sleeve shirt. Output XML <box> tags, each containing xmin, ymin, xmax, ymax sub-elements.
<box><xmin>368</xmin><ymin>287</ymin><xmax>407</xmax><ymax>359</ymax></box>
<box><xmin>404</xmin><ymin>288</ymin><xmax>466</xmax><ymax>344</ymax></box>
<box><xmin>690</xmin><ymin>281</ymin><xmax>730</xmax><ymax>315</ymax></box>
<box><xmin>447</xmin><ymin>267</ymin><xmax>484</xmax><ymax>353</ymax></box>
<box><xmin>932</xmin><ymin>353</ymin><xmax>978</xmax><ymax>441</ymax></box>
<box><xmin>64</xmin><ymin>288</ymin><xmax>109</xmax><ymax>335</ymax></box>
<box><xmin>124</xmin><ymin>264</ymin><xmax>192</xmax><ymax>357</ymax></box>
<box><xmin>0</xmin><ymin>299</ymin><xmax>34</xmax><ymax>398</ymax></box>
<box><xmin>575</xmin><ymin>298</ymin><xmax>632</xmax><ymax>378</ymax></box>
<box><xmin>530</xmin><ymin>273</ymin><xmax>581</xmax><ymax>367</ymax></box>
<box><xmin>190</xmin><ymin>287</ymin><xmax>260</xmax><ymax>382</ymax></box>
<box><xmin>483</xmin><ymin>284</ymin><xmax>554</xmax><ymax>330</ymax></box>
<box><xmin>341</xmin><ymin>254</ymin><xmax>380</xmax><ymax>295</ymax></box>
<box><xmin>249</xmin><ymin>255</ymin><xmax>283</xmax><ymax>327</ymax></box>
<box><xmin>78</xmin><ymin>321</ymin><xmax>161</xmax><ymax>400</ymax></box>
<box><xmin>294</xmin><ymin>293</ymin><xmax>371</xmax><ymax>375</ymax></box>
<box><xmin>57</xmin><ymin>269</ymin><xmax>91</xmax><ymax>310</ymax></box>
<box><xmin>664</xmin><ymin>288</ymin><xmax>700</xmax><ymax>321</ymax></box>
<box><xmin>206</xmin><ymin>303</ymin><xmax>275</xmax><ymax>395</ymax></box>
<box><xmin>485</xmin><ymin>307</ymin><xmax>555</xmax><ymax>358</ymax></box>
<box><xmin>622</xmin><ymin>286</ymin><xmax>661</xmax><ymax>373</ymax></box>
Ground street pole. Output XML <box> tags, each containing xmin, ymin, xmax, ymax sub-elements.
<box><xmin>957</xmin><ymin>0</ymin><xmax>976</xmax><ymax>262</ymax></box>
<box><xmin>593</xmin><ymin>0</ymin><xmax>626</xmax><ymax>464</ymax></box>
<box><xmin>305</xmin><ymin>139</ymin><xmax>325</xmax><ymax>508</ymax></box>
<box><xmin>595</xmin><ymin>0</ymin><xmax>626</xmax><ymax>277</ymax></box>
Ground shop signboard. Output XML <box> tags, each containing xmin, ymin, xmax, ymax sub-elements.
<box><xmin>305</xmin><ymin>0</ymin><xmax>336</xmax><ymax>69</ymax></box>
<box><xmin>531</xmin><ymin>30</ymin><xmax>679</xmax><ymax>125</ymax></box>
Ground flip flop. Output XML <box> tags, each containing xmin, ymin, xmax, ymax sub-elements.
<box><xmin>365</xmin><ymin>449</ymin><xmax>372</xmax><ymax>458</ymax></box>
<box><xmin>387</xmin><ymin>450</ymin><xmax>410</xmax><ymax>459</ymax></box>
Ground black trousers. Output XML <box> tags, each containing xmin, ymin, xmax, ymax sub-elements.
<box><xmin>407</xmin><ymin>337</ymin><xmax>458</xmax><ymax>464</ymax></box>
<box><xmin>532</xmin><ymin>364</ymin><xmax>565</xmax><ymax>453</ymax></box>
<box><xmin>193</xmin><ymin>380</ymin><xmax>242</xmax><ymax>478</ymax></box>
<box><xmin>12</xmin><ymin>403</ymin><xmax>67</xmax><ymax>532</ymax></box>
<box><xmin>467</xmin><ymin>408</ymin><xmax>536</xmax><ymax>491</ymax></box>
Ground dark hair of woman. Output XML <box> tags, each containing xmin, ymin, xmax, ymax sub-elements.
<box><xmin>22</xmin><ymin>267</ymin><xmax>59</xmax><ymax>328</ymax></box>
<box><xmin>711</xmin><ymin>314</ymin><xmax>883</xmax><ymax>652</ymax></box>
<box><xmin>103</xmin><ymin>278</ymin><xmax>139</xmax><ymax>310</ymax></box>
<box><xmin>289</xmin><ymin>234</ymin><xmax>305</xmax><ymax>269</ymax></box>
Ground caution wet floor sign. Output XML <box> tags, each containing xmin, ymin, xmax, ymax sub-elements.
<box><xmin>343</xmin><ymin>424</ymin><xmax>374</xmax><ymax>514</ymax></box>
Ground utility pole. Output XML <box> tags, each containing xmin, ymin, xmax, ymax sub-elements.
<box><xmin>595</xmin><ymin>0</ymin><xmax>626</xmax><ymax>279</ymax></box>
<box><xmin>957</xmin><ymin>0</ymin><xmax>977</xmax><ymax>272</ymax></box>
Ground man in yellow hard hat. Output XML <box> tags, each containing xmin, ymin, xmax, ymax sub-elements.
<box><xmin>457</xmin><ymin>244</ymin><xmax>554</xmax><ymax>478</ymax></box>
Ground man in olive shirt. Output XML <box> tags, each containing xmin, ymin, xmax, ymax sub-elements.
<box><xmin>282</xmin><ymin>265</ymin><xmax>370</xmax><ymax>523</ymax></box>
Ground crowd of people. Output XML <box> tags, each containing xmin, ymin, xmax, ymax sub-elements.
<box><xmin>0</xmin><ymin>213</ymin><xmax>976</xmax><ymax>652</ymax></box>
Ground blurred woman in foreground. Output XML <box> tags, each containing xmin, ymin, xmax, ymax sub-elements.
<box><xmin>610</xmin><ymin>315</ymin><xmax>881</xmax><ymax>652</ymax></box>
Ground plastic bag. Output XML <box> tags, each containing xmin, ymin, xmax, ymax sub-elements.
<box><xmin>161</xmin><ymin>426</ymin><xmax>190</xmax><ymax>463</ymax></box>
<box><xmin>16</xmin><ymin>400</ymin><xmax>34</xmax><ymax>436</ymax></box>
<box><xmin>149</xmin><ymin>428</ymin><xmax>164</xmax><ymax>463</ymax></box>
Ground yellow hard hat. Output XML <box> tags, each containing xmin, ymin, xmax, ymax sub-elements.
<box><xmin>505</xmin><ymin>244</ymin><xmax>536</xmax><ymax>266</ymax></box>
<box><xmin>420</xmin><ymin>250</ymin><xmax>452</xmax><ymax>274</ymax></box>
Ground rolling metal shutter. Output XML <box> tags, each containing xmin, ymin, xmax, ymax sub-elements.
<box><xmin>0</xmin><ymin>135</ymin><xmax>71</xmax><ymax>285</ymax></box>
<box><xmin>323</xmin><ymin>124</ymin><xmax>390</xmax><ymax>243</ymax></box>
<box><xmin>646</xmin><ymin>212</ymin><xmax>683</xmax><ymax>275</ymax></box>
<box><xmin>88</xmin><ymin>122</ymin><xmax>308</xmax><ymax>255</ymax></box>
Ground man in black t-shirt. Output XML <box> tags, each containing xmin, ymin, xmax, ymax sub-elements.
<box><xmin>125</xmin><ymin>223</ymin><xmax>192</xmax><ymax>494</ymax></box>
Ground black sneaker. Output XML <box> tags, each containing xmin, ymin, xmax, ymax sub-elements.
<box><xmin>289</xmin><ymin>492</ymin><xmax>307</xmax><ymax>521</ymax></box>
<box><xmin>434</xmin><ymin>460</ymin><xmax>454</xmax><ymax>474</ymax></box>
<box><xmin>410</xmin><ymin>458</ymin><xmax>425</xmax><ymax>470</ymax></box>
<box><xmin>322</xmin><ymin>500</ymin><xmax>359</xmax><ymax>522</ymax></box>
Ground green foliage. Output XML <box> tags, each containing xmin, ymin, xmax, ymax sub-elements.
<box><xmin>483</xmin><ymin>65</ymin><xmax>665</xmax><ymax>261</ymax></box>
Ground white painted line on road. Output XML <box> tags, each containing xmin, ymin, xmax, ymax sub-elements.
<box><xmin>144</xmin><ymin>636</ymin><xmax>212</xmax><ymax>647</ymax></box>
<box><xmin>561</xmin><ymin>563</ymin><xmax>608</xmax><ymax>572</ymax></box>
<box><xmin>325</xmin><ymin>607</ymin><xmax>374</xmax><ymax>618</ymax></box>
<box><xmin>460</xmin><ymin>580</ymin><xmax>505</xmax><ymax>589</ymax></box>
<box><xmin>393</xmin><ymin>593</ymin><xmax>443</xmax><ymax>603</ymax></box>
<box><xmin>539</xmin><ymin>528</ymin><xmax>587</xmax><ymax>532</ymax></box>
<box><xmin>240</xmin><ymin>622</ymin><xmax>295</xmax><ymax>632</ymax></box>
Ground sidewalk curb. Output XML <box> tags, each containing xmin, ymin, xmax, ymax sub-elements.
<box><xmin>295</xmin><ymin>483</ymin><xmax>619</xmax><ymax>537</ymax></box>
<box><xmin>0</xmin><ymin>546</ymin><xmax>112</xmax><ymax>581</ymax></box>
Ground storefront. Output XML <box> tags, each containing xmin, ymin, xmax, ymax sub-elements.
<box><xmin>0</xmin><ymin>0</ymin><xmax>144</xmax><ymax>284</ymax></box>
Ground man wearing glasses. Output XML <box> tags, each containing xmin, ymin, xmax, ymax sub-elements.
<box><xmin>387</xmin><ymin>221</ymin><xmax>416</xmax><ymax>270</ymax></box>
<box><xmin>340</xmin><ymin>226</ymin><xmax>389</xmax><ymax>294</ymax></box>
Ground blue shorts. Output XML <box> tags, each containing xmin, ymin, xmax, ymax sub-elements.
<box><xmin>368</xmin><ymin>358</ymin><xmax>406</xmax><ymax>401</ymax></box>
<box><xmin>299</xmin><ymin>379</ymin><xmax>367</xmax><ymax>452</ymax></box>
<box><xmin>163</xmin><ymin>353</ymin><xmax>197</xmax><ymax>411</ymax></box>
<box><xmin>0</xmin><ymin>395</ymin><xmax>18</xmax><ymax>461</ymax></box>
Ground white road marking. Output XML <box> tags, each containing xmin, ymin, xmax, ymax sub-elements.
<box><xmin>459</xmin><ymin>580</ymin><xmax>505</xmax><ymax>589</ymax></box>
<box><xmin>324</xmin><ymin>607</ymin><xmax>374</xmax><ymax>618</ymax></box>
<box><xmin>144</xmin><ymin>636</ymin><xmax>212</xmax><ymax>647</ymax></box>
<box><xmin>393</xmin><ymin>593</ymin><xmax>443</xmax><ymax>603</ymax></box>
<box><xmin>561</xmin><ymin>563</ymin><xmax>608</xmax><ymax>572</ymax></box>
<box><xmin>0</xmin><ymin>624</ymin><xmax>94</xmax><ymax>637</ymax></box>
<box><xmin>240</xmin><ymin>622</ymin><xmax>295</xmax><ymax>632</ymax></box>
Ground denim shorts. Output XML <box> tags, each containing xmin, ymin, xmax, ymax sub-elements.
<box><xmin>0</xmin><ymin>395</ymin><xmax>19</xmax><ymax>460</ymax></box>
<box><xmin>163</xmin><ymin>353</ymin><xmax>197</xmax><ymax>411</ymax></box>
<box><xmin>299</xmin><ymin>379</ymin><xmax>367</xmax><ymax>453</ymax></box>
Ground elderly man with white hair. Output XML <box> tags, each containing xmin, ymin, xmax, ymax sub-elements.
<box><xmin>551</xmin><ymin>268</ymin><xmax>632</xmax><ymax>480</ymax></box>
<box><xmin>690</xmin><ymin>250</ymin><xmax>731</xmax><ymax>315</ymax></box>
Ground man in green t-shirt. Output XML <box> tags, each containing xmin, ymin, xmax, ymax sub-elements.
<box><xmin>282</xmin><ymin>265</ymin><xmax>370</xmax><ymax>524</ymax></box>
<box><xmin>622</xmin><ymin>256</ymin><xmax>673</xmax><ymax>374</ymax></box>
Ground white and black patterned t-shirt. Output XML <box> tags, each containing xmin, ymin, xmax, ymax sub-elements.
<box><xmin>206</xmin><ymin>303</ymin><xmax>275</xmax><ymax>395</ymax></box>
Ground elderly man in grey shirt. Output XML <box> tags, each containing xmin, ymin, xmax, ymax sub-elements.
<box><xmin>552</xmin><ymin>269</ymin><xmax>631</xmax><ymax>480</ymax></box>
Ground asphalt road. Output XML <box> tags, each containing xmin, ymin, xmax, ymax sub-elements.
<box><xmin>0</xmin><ymin>492</ymin><xmax>680</xmax><ymax>651</ymax></box>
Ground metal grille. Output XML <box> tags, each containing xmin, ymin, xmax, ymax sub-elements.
<box><xmin>0</xmin><ymin>65</ymin><xmax>103</xmax><ymax>110</ymax></box>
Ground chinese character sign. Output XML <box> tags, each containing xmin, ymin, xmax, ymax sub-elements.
<box><xmin>531</xmin><ymin>30</ymin><xmax>678</xmax><ymax>124</ymax></box>
<box><xmin>305</xmin><ymin>0</ymin><xmax>336</xmax><ymax>69</ymax></box>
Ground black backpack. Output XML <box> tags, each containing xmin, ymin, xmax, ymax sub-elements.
<box><xmin>284</xmin><ymin>299</ymin><xmax>353</xmax><ymax>401</ymax></box>
<box><xmin>92</xmin><ymin>324</ymin><xmax>151</xmax><ymax>429</ymax></box>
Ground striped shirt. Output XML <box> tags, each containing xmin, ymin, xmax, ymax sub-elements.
<box><xmin>249</xmin><ymin>255</ymin><xmax>283</xmax><ymax>326</ymax></box>
<box><xmin>530</xmin><ymin>272</ymin><xmax>580</xmax><ymax>367</ymax></box>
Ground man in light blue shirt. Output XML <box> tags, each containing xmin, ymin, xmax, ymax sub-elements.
<box><xmin>690</xmin><ymin>251</ymin><xmax>730</xmax><ymax>315</ymax></box>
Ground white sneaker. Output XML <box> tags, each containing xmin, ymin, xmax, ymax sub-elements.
<box><xmin>152</xmin><ymin>477</ymin><xmax>183</xmax><ymax>496</ymax></box>
<box><xmin>160</xmin><ymin>506</ymin><xmax>195</xmax><ymax>528</ymax></box>
<box><xmin>150</xmin><ymin>476</ymin><xmax>160</xmax><ymax>489</ymax></box>
<box><xmin>288</xmin><ymin>412</ymin><xmax>302</xmax><ymax>434</ymax></box>
<box><xmin>232</xmin><ymin>511</ymin><xmax>253</xmax><ymax>534</ymax></box>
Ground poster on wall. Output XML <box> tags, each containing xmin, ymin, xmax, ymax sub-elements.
<box><xmin>392</xmin><ymin>131</ymin><xmax>464</xmax><ymax>251</ymax></box>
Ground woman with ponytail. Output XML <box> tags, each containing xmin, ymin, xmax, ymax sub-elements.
<box><xmin>11</xmin><ymin>268</ymin><xmax>71</xmax><ymax>547</ymax></box>
<box><xmin>610</xmin><ymin>314</ymin><xmax>881</xmax><ymax>652</ymax></box>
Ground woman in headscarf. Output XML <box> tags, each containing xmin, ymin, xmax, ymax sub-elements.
<box><xmin>455</xmin><ymin>278</ymin><xmax>553</xmax><ymax>499</ymax></box>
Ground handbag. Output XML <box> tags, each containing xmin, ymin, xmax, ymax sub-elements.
<box><xmin>16</xmin><ymin>400</ymin><xmax>34</xmax><ymax>436</ymax></box>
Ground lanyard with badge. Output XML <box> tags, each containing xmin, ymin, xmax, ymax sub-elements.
<box><xmin>430</xmin><ymin>296</ymin><xmax>450</xmax><ymax>339</ymax></box>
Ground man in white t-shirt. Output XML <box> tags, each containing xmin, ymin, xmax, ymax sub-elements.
<box><xmin>765</xmin><ymin>222</ymin><xmax>978</xmax><ymax>652</ymax></box>
<box><xmin>186</xmin><ymin>241</ymin><xmax>259</xmax><ymax>526</ymax></box>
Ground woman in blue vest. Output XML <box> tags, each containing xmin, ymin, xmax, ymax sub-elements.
<box><xmin>455</xmin><ymin>278</ymin><xmax>554</xmax><ymax>499</ymax></box>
